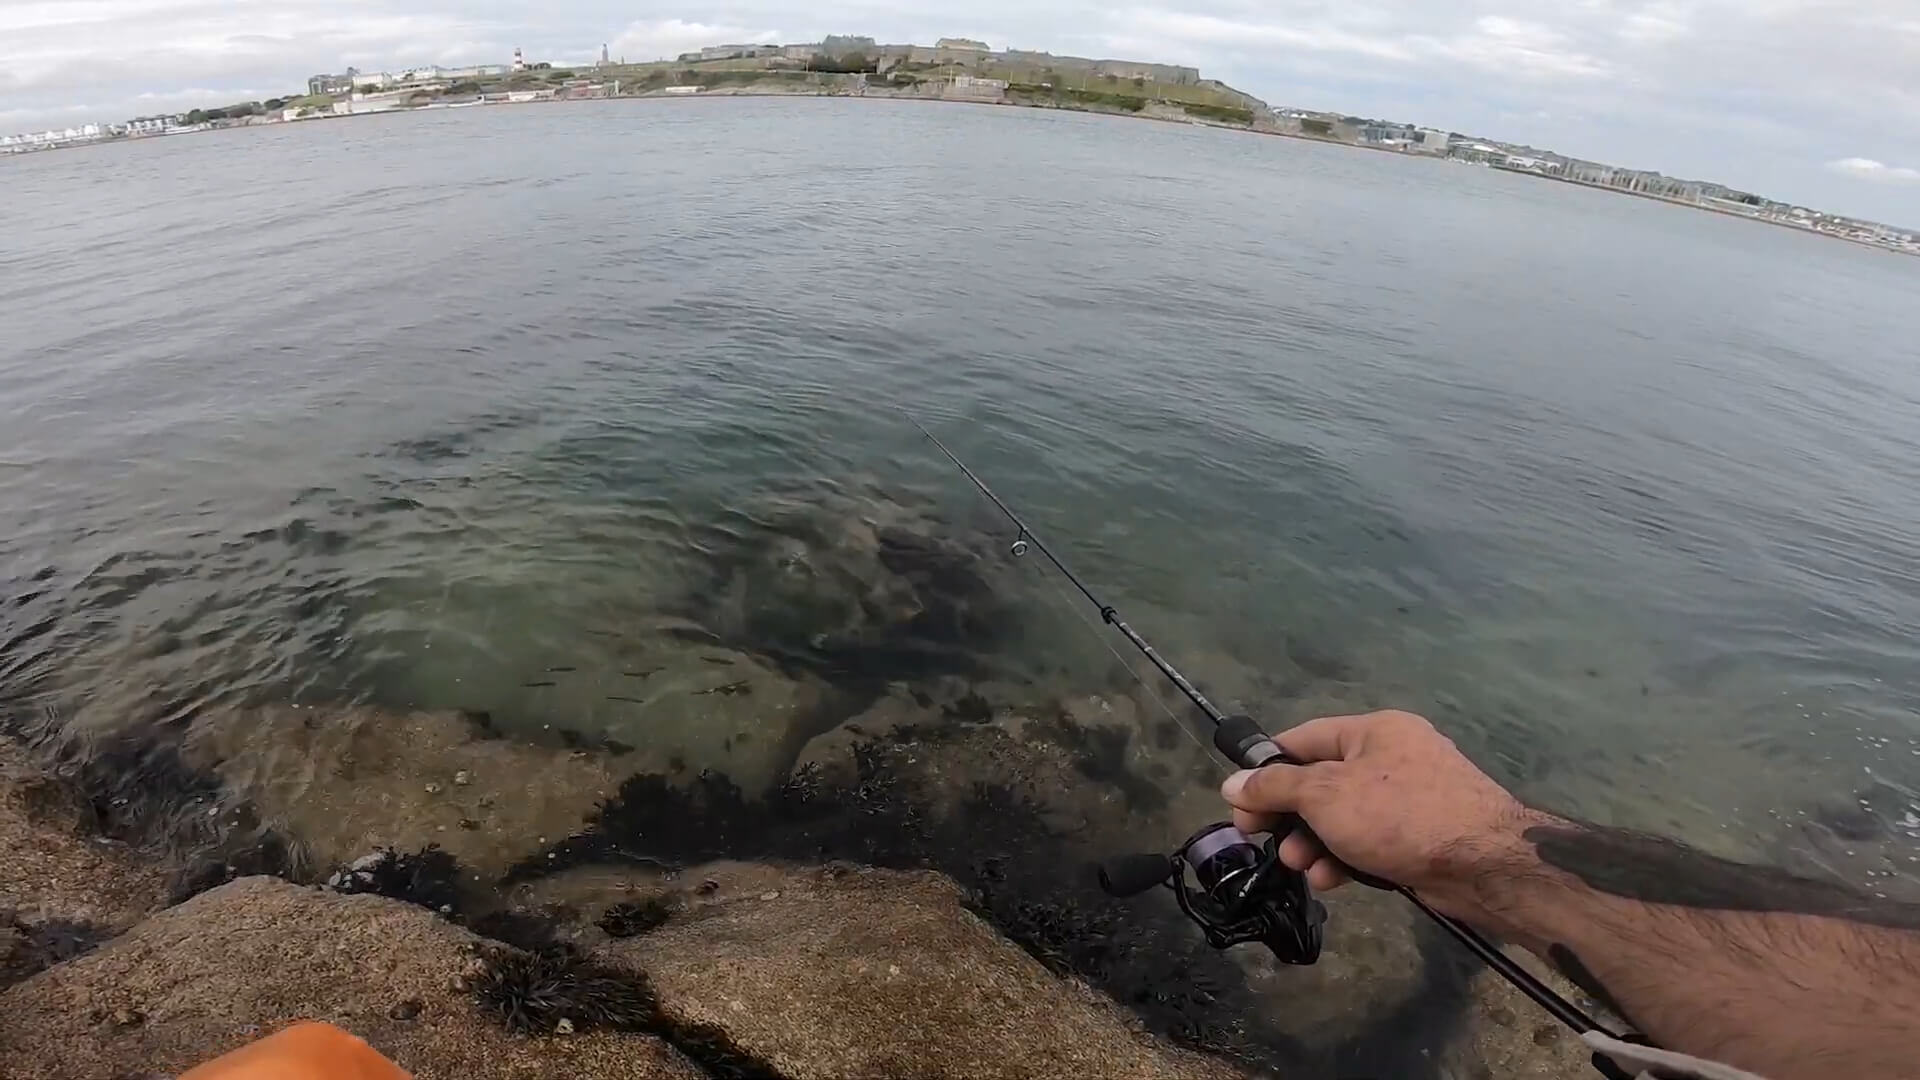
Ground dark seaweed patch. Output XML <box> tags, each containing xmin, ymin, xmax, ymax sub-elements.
<box><xmin>472</xmin><ymin>946</ymin><xmax>783</xmax><ymax>1078</ymax></box>
<box><xmin>943</xmin><ymin>690</ymin><xmax>993</xmax><ymax>724</ymax></box>
<box><xmin>473</xmin><ymin>945</ymin><xmax>655</xmax><ymax>1033</ymax></box>
<box><xmin>599</xmin><ymin>897</ymin><xmax>675</xmax><ymax>938</ymax></box>
<box><xmin>329</xmin><ymin>846</ymin><xmax>462</xmax><ymax>913</ymax></box>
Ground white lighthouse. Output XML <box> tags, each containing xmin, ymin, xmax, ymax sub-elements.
<box><xmin>511</xmin><ymin>47</ymin><xmax>526</xmax><ymax>72</ymax></box>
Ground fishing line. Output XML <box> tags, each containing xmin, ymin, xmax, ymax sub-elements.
<box><xmin>1030</xmin><ymin>555</ymin><xmax>1220</xmax><ymax>765</ymax></box>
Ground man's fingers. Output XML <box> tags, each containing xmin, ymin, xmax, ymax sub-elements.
<box><xmin>1271</xmin><ymin>713</ymin><xmax>1375</xmax><ymax>764</ymax></box>
<box><xmin>1305</xmin><ymin>858</ymin><xmax>1350</xmax><ymax>891</ymax></box>
<box><xmin>1277</xmin><ymin>828</ymin><xmax>1325</xmax><ymax>872</ymax></box>
<box><xmin>1221</xmin><ymin>761</ymin><xmax>1333</xmax><ymax>816</ymax></box>
<box><xmin>1231</xmin><ymin>807</ymin><xmax>1283</xmax><ymax>836</ymax></box>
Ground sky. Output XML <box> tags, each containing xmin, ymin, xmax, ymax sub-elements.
<box><xmin>2</xmin><ymin>0</ymin><xmax>1917</xmax><ymax>224</ymax></box>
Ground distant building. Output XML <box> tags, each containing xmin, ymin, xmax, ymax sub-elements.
<box><xmin>1</xmin><ymin>123</ymin><xmax>104</xmax><ymax>149</ymax></box>
<box><xmin>944</xmin><ymin>74</ymin><xmax>1007</xmax><ymax>101</ymax></box>
<box><xmin>1413</xmin><ymin>129</ymin><xmax>1451</xmax><ymax>155</ymax></box>
<box><xmin>783</xmin><ymin>44</ymin><xmax>822</xmax><ymax>60</ymax></box>
<box><xmin>1091</xmin><ymin>59</ymin><xmax>1199</xmax><ymax>85</ymax></box>
<box><xmin>700</xmin><ymin>44</ymin><xmax>759</xmax><ymax>60</ymax></box>
<box><xmin>599</xmin><ymin>43</ymin><xmax>610</xmax><ymax>67</ymax></box>
<box><xmin>512</xmin><ymin>47</ymin><xmax>526</xmax><ymax>73</ymax></box>
<box><xmin>663</xmin><ymin>85</ymin><xmax>702</xmax><ymax>95</ymax></box>
<box><xmin>821</xmin><ymin>35</ymin><xmax>877</xmax><ymax>55</ymax></box>
<box><xmin>397</xmin><ymin>63</ymin><xmax>509</xmax><ymax>82</ymax></box>
<box><xmin>1500</xmin><ymin>154</ymin><xmax>1557</xmax><ymax>172</ymax></box>
<box><xmin>307</xmin><ymin>72</ymin><xmax>355</xmax><ymax>96</ymax></box>
<box><xmin>124</xmin><ymin>116</ymin><xmax>175</xmax><ymax>135</ymax></box>
<box><xmin>935</xmin><ymin>37</ymin><xmax>990</xmax><ymax>51</ymax></box>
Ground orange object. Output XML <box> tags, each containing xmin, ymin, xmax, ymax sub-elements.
<box><xmin>179</xmin><ymin>1021</ymin><xmax>412</xmax><ymax>1080</ymax></box>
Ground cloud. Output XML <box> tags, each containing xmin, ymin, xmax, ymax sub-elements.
<box><xmin>1617</xmin><ymin>2</ymin><xmax>1694</xmax><ymax>45</ymax></box>
<box><xmin>1827</xmin><ymin>157</ymin><xmax>1920</xmax><ymax>182</ymax></box>
<box><xmin>1426</xmin><ymin>16</ymin><xmax>1611</xmax><ymax>80</ymax></box>
<box><xmin>608</xmin><ymin>18</ymin><xmax>782</xmax><ymax>63</ymax></box>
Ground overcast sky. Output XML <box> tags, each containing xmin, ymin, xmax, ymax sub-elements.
<box><xmin>3</xmin><ymin>0</ymin><xmax>1916</xmax><ymax>223</ymax></box>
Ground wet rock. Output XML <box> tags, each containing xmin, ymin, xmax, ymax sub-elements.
<box><xmin>1443</xmin><ymin>965</ymin><xmax>1595</xmax><ymax>1078</ymax></box>
<box><xmin>181</xmin><ymin>705</ymin><xmax>646</xmax><ymax>880</ymax></box>
<box><xmin>0</xmin><ymin>915</ymin><xmax>113</xmax><ymax>991</ymax></box>
<box><xmin>0</xmin><ymin>877</ymin><xmax>701</xmax><ymax>1080</ymax></box>
<box><xmin>0</xmin><ymin>736</ymin><xmax>169</xmax><ymax>979</ymax></box>
<box><xmin>589</xmin><ymin>864</ymin><xmax>1238</xmax><ymax>1080</ymax></box>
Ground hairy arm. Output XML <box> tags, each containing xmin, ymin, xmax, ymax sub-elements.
<box><xmin>1220</xmin><ymin>710</ymin><xmax>1920</xmax><ymax>1080</ymax></box>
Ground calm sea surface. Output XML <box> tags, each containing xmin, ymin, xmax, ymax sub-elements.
<box><xmin>4</xmin><ymin>98</ymin><xmax>1919</xmax><ymax>891</ymax></box>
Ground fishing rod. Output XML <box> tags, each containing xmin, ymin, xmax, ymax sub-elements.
<box><xmin>912</xmin><ymin>418</ymin><xmax>1644</xmax><ymax>1080</ymax></box>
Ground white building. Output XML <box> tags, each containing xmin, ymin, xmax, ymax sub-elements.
<box><xmin>395</xmin><ymin>63</ymin><xmax>510</xmax><ymax>83</ymax></box>
<box><xmin>0</xmin><ymin>123</ymin><xmax>105</xmax><ymax>148</ymax></box>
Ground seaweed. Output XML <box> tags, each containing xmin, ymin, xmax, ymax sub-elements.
<box><xmin>599</xmin><ymin>897</ymin><xmax>675</xmax><ymax>938</ymax></box>
<box><xmin>471</xmin><ymin>945</ymin><xmax>783</xmax><ymax>1078</ymax></box>
<box><xmin>328</xmin><ymin>846</ymin><xmax>463</xmax><ymax>913</ymax></box>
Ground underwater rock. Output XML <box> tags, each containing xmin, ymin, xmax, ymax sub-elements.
<box><xmin>181</xmin><ymin>705</ymin><xmax>647</xmax><ymax>881</ymax></box>
<box><xmin>665</xmin><ymin>493</ymin><xmax>1032</xmax><ymax>694</ymax></box>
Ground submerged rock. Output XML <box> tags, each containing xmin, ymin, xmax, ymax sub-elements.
<box><xmin>666</xmin><ymin>492</ymin><xmax>1032</xmax><ymax>692</ymax></box>
<box><xmin>0</xmin><ymin>877</ymin><xmax>702</xmax><ymax>1080</ymax></box>
<box><xmin>181</xmin><ymin>705</ymin><xmax>645</xmax><ymax>881</ymax></box>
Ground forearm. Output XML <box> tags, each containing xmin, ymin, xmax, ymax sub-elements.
<box><xmin>1459</xmin><ymin>813</ymin><xmax>1920</xmax><ymax>1080</ymax></box>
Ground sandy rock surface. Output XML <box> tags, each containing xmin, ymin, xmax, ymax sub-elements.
<box><xmin>0</xmin><ymin>876</ymin><xmax>701</xmax><ymax>1080</ymax></box>
<box><xmin>591</xmin><ymin>863</ymin><xmax>1242</xmax><ymax>1080</ymax></box>
<box><xmin>0</xmin><ymin>736</ymin><xmax>169</xmax><ymax>986</ymax></box>
<box><xmin>1448</xmin><ymin>965</ymin><xmax>1598</xmax><ymax>1079</ymax></box>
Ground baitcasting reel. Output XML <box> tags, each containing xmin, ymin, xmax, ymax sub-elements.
<box><xmin>1097</xmin><ymin>821</ymin><xmax>1326</xmax><ymax>965</ymax></box>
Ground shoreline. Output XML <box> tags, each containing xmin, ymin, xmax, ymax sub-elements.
<box><xmin>8</xmin><ymin>88</ymin><xmax>1912</xmax><ymax>257</ymax></box>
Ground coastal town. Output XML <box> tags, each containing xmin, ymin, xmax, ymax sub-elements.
<box><xmin>5</xmin><ymin>34</ymin><xmax>1914</xmax><ymax>256</ymax></box>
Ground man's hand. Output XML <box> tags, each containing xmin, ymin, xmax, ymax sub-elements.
<box><xmin>1219</xmin><ymin>709</ymin><xmax>1542</xmax><ymax>918</ymax></box>
<box><xmin>1223</xmin><ymin>711</ymin><xmax>1920</xmax><ymax>1080</ymax></box>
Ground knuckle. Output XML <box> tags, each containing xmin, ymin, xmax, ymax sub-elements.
<box><xmin>1378</xmin><ymin>709</ymin><xmax>1435</xmax><ymax>735</ymax></box>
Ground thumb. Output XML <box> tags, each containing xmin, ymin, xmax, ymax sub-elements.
<box><xmin>1221</xmin><ymin>761</ymin><xmax>1331</xmax><ymax>815</ymax></box>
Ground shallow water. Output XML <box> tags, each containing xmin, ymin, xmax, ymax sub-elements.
<box><xmin>4</xmin><ymin>98</ymin><xmax>1920</xmax><ymax>901</ymax></box>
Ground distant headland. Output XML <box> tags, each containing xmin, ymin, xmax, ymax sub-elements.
<box><xmin>5</xmin><ymin>34</ymin><xmax>1912</xmax><ymax>255</ymax></box>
